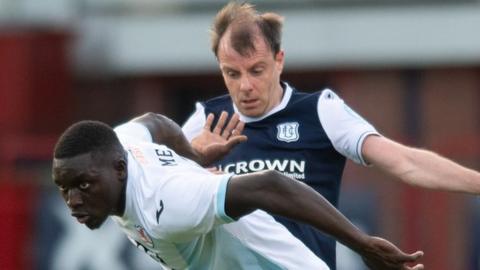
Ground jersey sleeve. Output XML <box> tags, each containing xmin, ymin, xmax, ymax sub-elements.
<box><xmin>317</xmin><ymin>89</ymin><xmax>379</xmax><ymax>166</ymax></box>
<box><xmin>113</xmin><ymin>122</ymin><xmax>153</xmax><ymax>143</ymax></box>
<box><xmin>181</xmin><ymin>102</ymin><xmax>206</xmax><ymax>142</ymax></box>
<box><xmin>147</xmin><ymin>167</ymin><xmax>235</xmax><ymax>243</ymax></box>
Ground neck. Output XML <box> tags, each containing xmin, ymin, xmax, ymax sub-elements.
<box><xmin>113</xmin><ymin>156</ymin><xmax>128</xmax><ymax>217</ymax></box>
<box><xmin>115</xmin><ymin>150</ymin><xmax>129</xmax><ymax>216</ymax></box>
<box><xmin>273</xmin><ymin>81</ymin><xmax>285</xmax><ymax>106</ymax></box>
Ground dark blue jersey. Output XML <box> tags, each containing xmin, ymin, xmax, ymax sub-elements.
<box><xmin>183</xmin><ymin>82</ymin><xmax>378</xmax><ymax>270</ymax></box>
<box><xmin>202</xmin><ymin>88</ymin><xmax>346</xmax><ymax>270</ymax></box>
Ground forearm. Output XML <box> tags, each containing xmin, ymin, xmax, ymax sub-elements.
<box><xmin>396</xmin><ymin>147</ymin><xmax>480</xmax><ymax>194</ymax></box>
<box><xmin>364</xmin><ymin>135</ymin><xmax>480</xmax><ymax>194</ymax></box>
<box><xmin>225</xmin><ymin>170</ymin><xmax>370</xmax><ymax>253</ymax></box>
<box><xmin>132</xmin><ymin>113</ymin><xmax>204</xmax><ymax>165</ymax></box>
<box><xmin>268</xmin><ymin>176</ymin><xmax>370</xmax><ymax>252</ymax></box>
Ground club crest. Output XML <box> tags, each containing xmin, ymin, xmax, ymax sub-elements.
<box><xmin>135</xmin><ymin>225</ymin><xmax>154</xmax><ymax>248</ymax></box>
<box><xmin>276</xmin><ymin>122</ymin><xmax>300</xmax><ymax>143</ymax></box>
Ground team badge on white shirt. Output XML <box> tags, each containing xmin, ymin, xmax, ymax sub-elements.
<box><xmin>276</xmin><ymin>122</ymin><xmax>300</xmax><ymax>143</ymax></box>
<box><xmin>135</xmin><ymin>224</ymin><xmax>154</xmax><ymax>248</ymax></box>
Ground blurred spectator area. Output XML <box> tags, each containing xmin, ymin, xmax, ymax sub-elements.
<box><xmin>1</xmin><ymin>0</ymin><xmax>480</xmax><ymax>75</ymax></box>
<box><xmin>0</xmin><ymin>1</ymin><xmax>479</xmax><ymax>270</ymax></box>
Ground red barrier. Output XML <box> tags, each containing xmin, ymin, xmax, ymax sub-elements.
<box><xmin>0</xmin><ymin>182</ymin><xmax>37</xmax><ymax>270</ymax></box>
<box><xmin>0</xmin><ymin>29</ymin><xmax>72</xmax><ymax>135</ymax></box>
<box><xmin>0</xmin><ymin>30</ymin><xmax>69</xmax><ymax>269</ymax></box>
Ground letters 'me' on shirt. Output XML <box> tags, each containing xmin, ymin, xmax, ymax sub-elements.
<box><xmin>182</xmin><ymin>83</ymin><xmax>378</xmax><ymax>270</ymax></box>
<box><xmin>111</xmin><ymin>122</ymin><xmax>329</xmax><ymax>270</ymax></box>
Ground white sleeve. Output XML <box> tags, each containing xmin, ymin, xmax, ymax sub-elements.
<box><xmin>317</xmin><ymin>89</ymin><xmax>379</xmax><ymax>166</ymax></box>
<box><xmin>113</xmin><ymin>122</ymin><xmax>153</xmax><ymax>142</ymax></box>
<box><xmin>181</xmin><ymin>102</ymin><xmax>207</xmax><ymax>142</ymax></box>
<box><xmin>149</xmin><ymin>172</ymin><xmax>234</xmax><ymax>243</ymax></box>
<box><xmin>182</xmin><ymin>102</ymin><xmax>207</xmax><ymax>142</ymax></box>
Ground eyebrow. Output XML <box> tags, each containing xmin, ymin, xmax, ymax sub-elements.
<box><xmin>54</xmin><ymin>171</ymin><xmax>89</xmax><ymax>186</ymax></box>
<box><xmin>251</xmin><ymin>63</ymin><xmax>266</xmax><ymax>69</ymax></box>
<box><xmin>222</xmin><ymin>60</ymin><xmax>267</xmax><ymax>72</ymax></box>
<box><xmin>221</xmin><ymin>66</ymin><xmax>237</xmax><ymax>72</ymax></box>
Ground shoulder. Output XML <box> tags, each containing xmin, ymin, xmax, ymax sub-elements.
<box><xmin>201</xmin><ymin>94</ymin><xmax>234</xmax><ymax>115</ymax></box>
<box><xmin>315</xmin><ymin>88</ymin><xmax>379</xmax><ymax>165</ymax></box>
<box><xmin>284</xmin><ymin>83</ymin><xmax>323</xmax><ymax>103</ymax></box>
<box><xmin>203</xmin><ymin>94</ymin><xmax>232</xmax><ymax>107</ymax></box>
<box><xmin>283</xmin><ymin>88</ymin><xmax>322</xmax><ymax>112</ymax></box>
<box><xmin>316</xmin><ymin>88</ymin><xmax>346</xmax><ymax>116</ymax></box>
<box><xmin>318</xmin><ymin>88</ymin><xmax>342</xmax><ymax>102</ymax></box>
<box><xmin>114</xmin><ymin>122</ymin><xmax>153</xmax><ymax>145</ymax></box>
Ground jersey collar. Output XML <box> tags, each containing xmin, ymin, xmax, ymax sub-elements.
<box><xmin>233</xmin><ymin>81</ymin><xmax>293</xmax><ymax>123</ymax></box>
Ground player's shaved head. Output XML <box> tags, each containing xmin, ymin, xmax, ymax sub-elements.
<box><xmin>54</xmin><ymin>120</ymin><xmax>124</xmax><ymax>159</ymax></box>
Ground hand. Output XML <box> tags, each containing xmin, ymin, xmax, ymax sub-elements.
<box><xmin>360</xmin><ymin>237</ymin><xmax>424</xmax><ymax>270</ymax></box>
<box><xmin>191</xmin><ymin>111</ymin><xmax>247</xmax><ymax>166</ymax></box>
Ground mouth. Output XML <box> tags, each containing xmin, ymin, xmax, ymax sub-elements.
<box><xmin>240</xmin><ymin>99</ymin><xmax>259</xmax><ymax>108</ymax></box>
<box><xmin>71</xmin><ymin>212</ymin><xmax>91</xmax><ymax>224</ymax></box>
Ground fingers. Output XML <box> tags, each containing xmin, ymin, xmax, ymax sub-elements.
<box><xmin>222</xmin><ymin>113</ymin><xmax>240</xmax><ymax>139</ymax></box>
<box><xmin>213</xmin><ymin>111</ymin><xmax>228</xmax><ymax>135</ymax></box>
<box><xmin>233</xmin><ymin>119</ymin><xmax>245</xmax><ymax>136</ymax></box>
<box><xmin>226</xmin><ymin>135</ymin><xmax>248</xmax><ymax>148</ymax></box>
<box><xmin>204</xmin><ymin>113</ymin><xmax>214</xmax><ymax>131</ymax></box>
<box><xmin>209</xmin><ymin>111</ymin><xmax>245</xmax><ymax>140</ymax></box>
<box><xmin>400</xmin><ymin>251</ymin><xmax>424</xmax><ymax>270</ymax></box>
<box><xmin>402</xmin><ymin>250</ymin><xmax>424</xmax><ymax>262</ymax></box>
<box><xmin>405</xmin><ymin>264</ymin><xmax>424</xmax><ymax>270</ymax></box>
<box><xmin>410</xmin><ymin>251</ymin><xmax>424</xmax><ymax>260</ymax></box>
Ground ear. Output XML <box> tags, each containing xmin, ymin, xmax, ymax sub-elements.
<box><xmin>275</xmin><ymin>50</ymin><xmax>285</xmax><ymax>73</ymax></box>
<box><xmin>114</xmin><ymin>152</ymin><xmax>128</xmax><ymax>182</ymax></box>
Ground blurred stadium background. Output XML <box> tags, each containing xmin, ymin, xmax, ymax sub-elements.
<box><xmin>0</xmin><ymin>0</ymin><xmax>479</xmax><ymax>269</ymax></box>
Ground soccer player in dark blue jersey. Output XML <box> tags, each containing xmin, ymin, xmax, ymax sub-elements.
<box><xmin>182</xmin><ymin>2</ymin><xmax>480</xmax><ymax>270</ymax></box>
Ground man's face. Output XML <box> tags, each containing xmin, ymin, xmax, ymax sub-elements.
<box><xmin>52</xmin><ymin>152</ymin><xmax>125</xmax><ymax>230</ymax></box>
<box><xmin>217</xmin><ymin>33</ymin><xmax>285</xmax><ymax>117</ymax></box>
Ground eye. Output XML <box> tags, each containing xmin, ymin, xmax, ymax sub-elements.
<box><xmin>58</xmin><ymin>185</ymin><xmax>67</xmax><ymax>192</ymax></box>
<box><xmin>251</xmin><ymin>67</ymin><xmax>264</xmax><ymax>75</ymax></box>
<box><xmin>225</xmin><ymin>70</ymin><xmax>239</xmax><ymax>79</ymax></box>
<box><xmin>79</xmin><ymin>182</ymin><xmax>90</xmax><ymax>190</ymax></box>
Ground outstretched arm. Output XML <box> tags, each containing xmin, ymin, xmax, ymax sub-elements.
<box><xmin>131</xmin><ymin>113</ymin><xmax>202</xmax><ymax>163</ymax></box>
<box><xmin>225</xmin><ymin>170</ymin><xmax>424</xmax><ymax>270</ymax></box>
<box><xmin>131</xmin><ymin>112</ymin><xmax>246</xmax><ymax>167</ymax></box>
<box><xmin>363</xmin><ymin>135</ymin><xmax>480</xmax><ymax>194</ymax></box>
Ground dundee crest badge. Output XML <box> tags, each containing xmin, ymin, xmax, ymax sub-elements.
<box><xmin>276</xmin><ymin>122</ymin><xmax>300</xmax><ymax>143</ymax></box>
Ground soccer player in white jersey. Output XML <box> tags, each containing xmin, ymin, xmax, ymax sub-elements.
<box><xmin>52</xmin><ymin>112</ymin><xmax>424</xmax><ymax>270</ymax></box>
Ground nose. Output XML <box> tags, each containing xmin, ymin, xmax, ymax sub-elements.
<box><xmin>239</xmin><ymin>75</ymin><xmax>253</xmax><ymax>92</ymax></box>
<box><xmin>66</xmin><ymin>188</ymin><xmax>83</xmax><ymax>209</ymax></box>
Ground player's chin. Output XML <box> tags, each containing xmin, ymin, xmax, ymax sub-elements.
<box><xmin>239</xmin><ymin>107</ymin><xmax>263</xmax><ymax>118</ymax></box>
<box><xmin>84</xmin><ymin>216</ymin><xmax>107</xmax><ymax>230</ymax></box>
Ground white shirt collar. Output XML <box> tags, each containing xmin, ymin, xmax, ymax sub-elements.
<box><xmin>233</xmin><ymin>82</ymin><xmax>293</xmax><ymax>123</ymax></box>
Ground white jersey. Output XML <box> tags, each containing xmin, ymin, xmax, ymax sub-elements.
<box><xmin>111</xmin><ymin>123</ymin><xmax>330</xmax><ymax>270</ymax></box>
<box><xmin>182</xmin><ymin>84</ymin><xmax>379</xmax><ymax>166</ymax></box>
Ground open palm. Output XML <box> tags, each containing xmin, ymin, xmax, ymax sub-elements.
<box><xmin>191</xmin><ymin>111</ymin><xmax>247</xmax><ymax>166</ymax></box>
